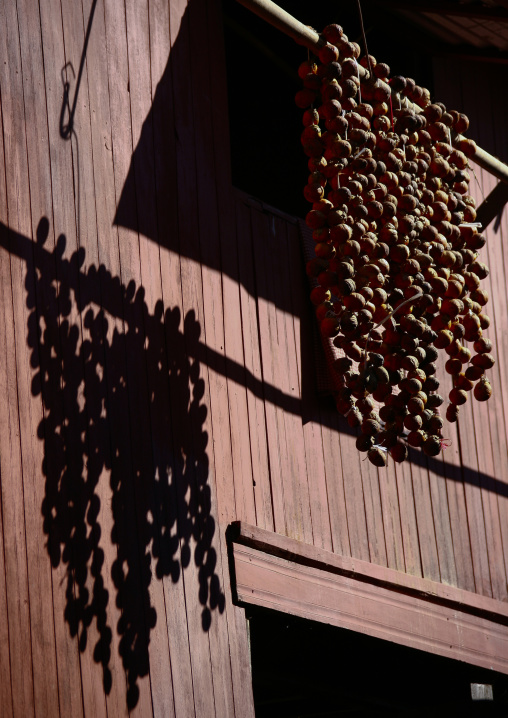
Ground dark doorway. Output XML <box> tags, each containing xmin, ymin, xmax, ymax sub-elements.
<box><xmin>248</xmin><ymin>606</ymin><xmax>508</xmax><ymax>717</ymax></box>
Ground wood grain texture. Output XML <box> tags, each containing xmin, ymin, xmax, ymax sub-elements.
<box><xmin>235</xmin><ymin>200</ymin><xmax>276</xmax><ymax>532</ymax></box>
<box><xmin>0</xmin><ymin>0</ymin><xmax>52</xmax><ymax>715</ymax></box>
<box><xmin>167</xmin><ymin>1</ymin><xmax>230</xmax><ymax>715</ymax></box>
<box><xmin>231</xmin><ymin>522</ymin><xmax>508</xmax><ymax>620</ymax></box>
<box><xmin>0</xmin><ymin>83</ymin><xmax>21</xmax><ymax>718</ymax></box>
<box><xmin>232</xmin><ymin>540</ymin><xmax>508</xmax><ymax>674</ymax></box>
<box><xmin>1</xmin><ymin>1</ymin><xmax>508</xmax><ymax>715</ymax></box>
<box><xmin>287</xmin><ymin>221</ymin><xmax>333</xmax><ymax>552</ymax></box>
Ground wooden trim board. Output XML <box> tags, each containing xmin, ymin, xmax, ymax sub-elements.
<box><xmin>229</xmin><ymin>522</ymin><xmax>508</xmax><ymax>674</ymax></box>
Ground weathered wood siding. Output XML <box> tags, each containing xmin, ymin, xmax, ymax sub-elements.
<box><xmin>0</xmin><ymin>0</ymin><xmax>507</xmax><ymax>715</ymax></box>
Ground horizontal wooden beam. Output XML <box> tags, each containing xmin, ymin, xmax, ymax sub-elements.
<box><xmin>234</xmin><ymin>0</ymin><xmax>508</xmax><ymax>184</ymax></box>
<box><xmin>234</xmin><ymin>0</ymin><xmax>324</xmax><ymax>52</ymax></box>
<box><xmin>229</xmin><ymin>522</ymin><xmax>508</xmax><ymax>674</ymax></box>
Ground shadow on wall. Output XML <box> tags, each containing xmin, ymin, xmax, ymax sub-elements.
<box><xmin>1</xmin><ymin>218</ymin><xmax>224</xmax><ymax>709</ymax></box>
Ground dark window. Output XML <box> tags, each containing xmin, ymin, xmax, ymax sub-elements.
<box><xmin>222</xmin><ymin>0</ymin><xmax>435</xmax><ymax>218</ymax></box>
<box><xmin>248</xmin><ymin>606</ymin><xmax>508</xmax><ymax>717</ymax></box>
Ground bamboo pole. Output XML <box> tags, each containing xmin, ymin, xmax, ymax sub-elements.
<box><xmin>235</xmin><ymin>0</ymin><xmax>508</xmax><ymax>186</ymax></box>
<box><xmin>234</xmin><ymin>0</ymin><xmax>323</xmax><ymax>52</ymax></box>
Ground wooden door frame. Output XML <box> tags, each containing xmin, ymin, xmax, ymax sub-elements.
<box><xmin>229</xmin><ymin>522</ymin><xmax>508</xmax><ymax>674</ymax></box>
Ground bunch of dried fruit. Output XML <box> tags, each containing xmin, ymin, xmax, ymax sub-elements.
<box><xmin>299</xmin><ymin>25</ymin><xmax>494</xmax><ymax>467</ymax></box>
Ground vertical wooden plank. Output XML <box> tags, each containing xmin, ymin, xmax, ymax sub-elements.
<box><xmin>122</xmin><ymin>0</ymin><xmax>186</xmax><ymax>713</ymax></box>
<box><xmin>188</xmin><ymin>5</ymin><xmax>255</xmax><ymax>714</ymax></box>
<box><xmin>34</xmin><ymin>1</ymin><xmax>88</xmax><ymax>714</ymax></box>
<box><xmin>442</xmin><ymin>421</ymin><xmax>476</xmax><ymax>592</ymax></box>
<box><xmin>15</xmin><ymin>0</ymin><xmax>78</xmax><ymax>709</ymax></box>
<box><xmin>143</xmin><ymin>1</ymin><xmax>198</xmax><ymax>716</ymax></box>
<box><xmin>235</xmin><ymin>199</ymin><xmax>275</xmax><ymax>532</ymax></box>
<box><xmin>427</xmin><ymin>459</ymin><xmax>457</xmax><ymax>586</ymax></box>
<box><xmin>433</xmin><ymin>56</ymin><xmax>493</xmax><ymax>597</ymax></box>
<box><xmin>104</xmin><ymin>0</ymin><xmax>186</xmax><ymax>712</ymax></box>
<box><xmin>286</xmin><ymin>221</ymin><xmax>332</xmax><ymax>552</ymax></box>
<box><xmin>167</xmin><ymin>0</ymin><xmax>229</xmax><ymax>714</ymax></box>
<box><xmin>274</xmin><ymin>216</ymin><xmax>314</xmax><ymax>545</ymax></box>
<box><xmin>360</xmin><ymin>462</ymin><xmax>388</xmax><ymax>568</ymax></box>
<box><xmin>250</xmin><ymin>205</ymin><xmax>289</xmax><ymax>537</ymax></box>
<box><xmin>468</xmin><ymin>62</ymin><xmax>508</xmax><ymax>601</ymax></box>
<box><xmin>337</xmin><ymin>430</ymin><xmax>371</xmax><ymax>562</ymax></box>
<box><xmin>0</xmin><ymin>485</ymin><xmax>13</xmax><ymax>718</ymax></box>
<box><xmin>204</xmin><ymin>4</ymin><xmax>258</xmax><ymax>531</ymax></box>
<box><xmin>54</xmin><ymin>1</ymin><xmax>121</xmax><ymax>714</ymax></box>
<box><xmin>164</xmin><ymin>0</ymin><xmax>241</xmax><ymax>715</ymax></box>
<box><xmin>481</xmin><ymin>183</ymin><xmax>508</xmax><ymax>597</ymax></box>
<box><xmin>409</xmin><ymin>459</ymin><xmax>441</xmax><ymax>582</ymax></box>
<box><xmin>457</xmin><ymin>401</ymin><xmax>493</xmax><ymax>595</ymax></box>
<box><xmin>394</xmin><ymin>461</ymin><xmax>422</xmax><ymax>578</ymax></box>
<box><xmin>422</xmin><ymin>365</ymin><xmax>456</xmax><ymax>585</ymax></box>
<box><xmin>187</xmin><ymin>0</ymin><xmax>238</xmax><ymax>526</ymax></box>
<box><xmin>0</xmin><ymin>237</ymin><xmax>34</xmax><ymax>718</ymax></box>
<box><xmin>217</xmin><ymin>528</ymin><xmax>256</xmax><ymax>718</ymax></box>
<box><xmin>0</xmin><ymin>1</ymin><xmax>50</xmax><ymax>715</ymax></box>
<box><xmin>0</xmin><ymin>100</ymin><xmax>17</xmax><ymax>718</ymax></box>
<box><xmin>80</xmin><ymin>0</ymin><xmax>162</xmax><ymax>713</ymax></box>
<box><xmin>101</xmin><ymin>0</ymin><xmax>162</xmax><ymax>701</ymax></box>
<box><xmin>378</xmin><ymin>462</ymin><xmax>405</xmax><ymax>572</ymax></box>
<box><xmin>470</xmin><ymin>168</ymin><xmax>507</xmax><ymax>601</ymax></box>
<box><xmin>251</xmin><ymin>206</ymin><xmax>313</xmax><ymax>543</ymax></box>
<box><xmin>318</xmin><ymin>409</ymin><xmax>351</xmax><ymax>558</ymax></box>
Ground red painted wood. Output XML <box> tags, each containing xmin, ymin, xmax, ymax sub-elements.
<box><xmin>394</xmin><ymin>461</ymin><xmax>422</xmax><ymax>577</ymax></box>
<box><xmin>0</xmin><ymin>476</ymin><xmax>13</xmax><ymax>718</ymax></box>
<box><xmin>318</xmin><ymin>410</ymin><xmax>351</xmax><ymax>557</ymax></box>
<box><xmin>273</xmin><ymin>215</ymin><xmax>313</xmax><ymax>544</ymax></box>
<box><xmin>167</xmin><ymin>1</ymin><xmax>230</xmax><ymax>715</ymax></box>
<box><xmin>235</xmin><ymin>198</ymin><xmax>276</xmax><ymax>532</ymax></box>
<box><xmin>232</xmin><ymin>522</ymin><xmax>508</xmax><ymax>621</ymax></box>
<box><xmin>186</xmin><ymin>3</ymin><xmax>241</xmax><ymax>714</ymax></box>
<box><xmin>481</xmin><ymin>182</ymin><xmax>508</xmax><ymax>596</ymax></box>
<box><xmin>468</xmin><ymin>64</ymin><xmax>508</xmax><ymax>602</ymax></box>
<box><xmin>123</xmin><ymin>0</ymin><xmax>182</xmax><ymax>713</ymax></box>
<box><xmin>465</xmin><ymin>60</ymin><xmax>507</xmax><ymax>603</ymax></box>
<box><xmin>103</xmin><ymin>2</ymin><xmax>165</xmax><ymax>713</ymax></box>
<box><xmin>409</xmin><ymin>460</ymin><xmax>441</xmax><ymax>583</ymax></box>
<box><xmin>441</xmin><ymin>420</ymin><xmax>476</xmax><ymax>592</ymax></box>
<box><xmin>13</xmin><ymin>0</ymin><xmax>73</xmax><ymax>715</ymax></box>
<box><xmin>0</xmin><ymin>230</ymin><xmax>34</xmax><ymax>718</ymax></box>
<box><xmin>143</xmin><ymin>0</ymin><xmax>197</xmax><ymax>715</ymax></box>
<box><xmin>361</xmin><ymin>461</ymin><xmax>388</xmax><ymax>568</ymax></box>
<box><xmin>250</xmin><ymin>206</ymin><xmax>292</xmax><ymax>538</ymax></box>
<box><xmin>204</xmin><ymin>8</ymin><xmax>260</xmax><ymax>712</ymax></box>
<box><xmin>67</xmin><ymin>1</ymin><xmax>149</xmax><ymax>715</ymax></box>
<box><xmin>0</xmin><ymin>91</ymin><xmax>18</xmax><ymax>718</ymax></box>
<box><xmin>232</xmin><ymin>541</ymin><xmax>508</xmax><ymax>675</ymax></box>
<box><xmin>2</xmin><ymin>1</ymin><xmax>508</xmax><ymax>715</ymax></box>
<box><xmin>337</xmin><ymin>430</ymin><xmax>371</xmax><ymax>562</ymax></box>
<box><xmin>286</xmin><ymin>220</ymin><xmax>333</xmax><ymax>552</ymax></box>
<box><xmin>378</xmin><ymin>462</ymin><xmax>405</xmax><ymax>572</ymax></box>
<box><xmin>0</xmin><ymin>1</ymin><xmax>53</xmax><ymax>715</ymax></box>
<box><xmin>433</xmin><ymin>56</ymin><xmax>498</xmax><ymax>599</ymax></box>
<box><xmin>36</xmin><ymin>0</ymin><xmax>89</xmax><ymax>713</ymax></box>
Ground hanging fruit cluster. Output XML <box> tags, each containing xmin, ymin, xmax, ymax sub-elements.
<box><xmin>298</xmin><ymin>24</ymin><xmax>494</xmax><ymax>468</ymax></box>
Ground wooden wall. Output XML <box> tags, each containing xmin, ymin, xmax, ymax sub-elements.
<box><xmin>0</xmin><ymin>0</ymin><xmax>507</xmax><ymax>715</ymax></box>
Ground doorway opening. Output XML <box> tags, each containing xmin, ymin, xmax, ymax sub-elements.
<box><xmin>248</xmin><ymin>606</ymin><xmax>508</xmax><ymax>717</ymax></box>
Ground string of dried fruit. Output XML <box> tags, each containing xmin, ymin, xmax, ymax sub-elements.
<box><xmin>298</xmin><ymin>23</ymin><xmax>494</xmax><ymax>468</ymax></box>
